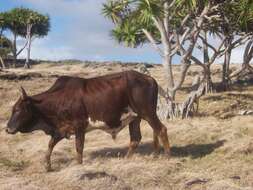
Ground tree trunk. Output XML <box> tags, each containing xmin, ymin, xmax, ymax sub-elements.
<box><xmin>204</xmin><ymin>65</ymin><xmax>213</xmax><ymax>93</ymax></box>
<box><xmin>163</xmin><ymin>51</ymin><xmax>180</xmax><ymax>119</ymax></box>
<box><xmin>12</xmin><ymin>33</ymin><xmax>17</xmax><ymax>68</ymax></box>
<box><xmin>24</xmin><ymin>24</ymin><xmax>32</xmax><ymax>69</ymax></box>
<box><xmin>24</xmin><ymin>37</ymin><xmax>31</xmax><ymax>69</ymax></box>
<box><xmin>157</xmin><ymin>76</ymin><xmax>205</xmax><ymax>119</ymax></box>
<box><xmin>164</xmin><ymin>55</ymin><xmax>174</xmax><ymax>91</ymax></box>
<box><xmin>202</xmin><ymin>31</ymin><xmax>213</xmax><ymax>93</ymax></box>
<box><xmin>222</xmin><ymin>37</ymin><xmax>232</xmax><ymax>90</ymax></box>
<box><xmin>0</xmin><ymin>56</ymin><xmax>5</xmax><ymax>69</ymax></box>
<box><xmin>203</xmin><ymin>31</ymin><xmax>209</xmax><ymax>64</ymax></box>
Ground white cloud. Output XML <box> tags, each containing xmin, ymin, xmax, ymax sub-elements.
<box><xmin>13</xmin><ymin>0</ymin><xmax>161</xmax><ymax>62</ymax></box>
<box><xmin>16</xmin><ymin>36</ymin><xmax>74</xmax><ymax>60</ymax></box>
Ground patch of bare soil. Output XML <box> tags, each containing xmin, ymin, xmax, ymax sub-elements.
<box><xmin>0</xmin><ymin>62</ymin><xmax>252</xmax><ymax>190</ymax></box>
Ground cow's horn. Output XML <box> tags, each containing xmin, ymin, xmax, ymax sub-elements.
<box><xmin>20</xmin><ymin>86</ymin><xmax>28</xmax><ymax>99</ymax></box>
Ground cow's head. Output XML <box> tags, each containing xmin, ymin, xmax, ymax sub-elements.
<box><xmin>6</xmin><ymin>87</ymin><xmax>36</xmax><ymax>134</ymax></box>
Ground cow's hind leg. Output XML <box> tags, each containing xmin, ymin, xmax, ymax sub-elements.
<box><xmin>45</xmin><ymin>135</ymin><xmax>62</xmax><ymax>172</ymax></box>
<box><xmin>75</xmin><ymin>126</ymin><xmax>85</xmax><ymax>164</ymax></box>
<box><xmin>126</xmin><ymin>118</ymin><xmax>141</xmax><ymax>158</ymax></box>
<box><xmin>147</xmin><ymin>115</ymin><xmax>170</xmax><ymax>157</ymax></box>
<box><xmin>153</xmin><ymin>131</ymin><xmax>160</xmax><ymax>154</ymax></box>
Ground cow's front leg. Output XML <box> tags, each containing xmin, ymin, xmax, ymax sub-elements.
<box><xmin>126</xmin><ymin>118</ymin><xmax>141</xmax><ymax>158</ymax></box>
<box><xmin>75</xmin><ymin>126</ymin><xmax>85</xmax><ymax>164</ymax></box>
<box><xmin>45</xmin><ymin>135</ymin><xmax>62</xmax><ymax>172</ymax></box>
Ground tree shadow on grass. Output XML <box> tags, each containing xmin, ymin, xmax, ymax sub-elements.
<box><xmin>171</xmin><ymin>140</ymin><xmax>225</xmax><ymax>159</ymax></box>
<box><xmin>89</xmin><ymin>140</ymin><xmax>225</xmax><ymax>159</ymax></box>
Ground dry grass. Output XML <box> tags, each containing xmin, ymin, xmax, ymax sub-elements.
<box><xmin>0</xmin><ymin>63</ymin><xmax>253</xmax><ymax>190</ymax></box>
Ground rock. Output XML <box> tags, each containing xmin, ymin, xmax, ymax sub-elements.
<box><xmin>230</xmin><ymin>176</ymin><xmax>241</xmax><ymax>180</ymax></box>
<box><xmin>239</xmin><ymin>110</ymin><xmax>248</xmax><ymax>115</ymax></box>
<box><xmin>185</xmin><ymin>178</ymin><xmax>209</xmax><ymax>187</ymax></box>
<box><xmin>238</xmin><ymin>110</ymin><xmax>253</xmax><ymax>116</ymax></box>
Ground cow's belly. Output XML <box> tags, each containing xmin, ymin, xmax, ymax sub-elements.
<box><xmin>85</xmin><ymin>107</ymin><xmax>137</xmax><ymax>139</ymax></box>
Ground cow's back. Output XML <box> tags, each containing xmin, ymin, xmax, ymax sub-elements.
<box><xmin>32</xmin><ymin>71</ymin><xmax>158</xmax><ymax>127</ymax></box>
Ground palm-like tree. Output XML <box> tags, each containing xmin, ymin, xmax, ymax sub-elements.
<box><xmin>2</xmin><ymin>8</ymin><xmax>50</xmax><ymax>68</ymax></box>
<box><xmin>228</xmin><ymin>0</ymin><xmax>253</xmax><ymax>82</ymax></box>
<box><xmin>103</xmin><ymin>0</ymin><xmax>222</xmax><ymax>118</ymax></box>
<box><xmin>0</xmin><ymin>13</ymin><xmax>10</xmax><ymax>69</ymax></box>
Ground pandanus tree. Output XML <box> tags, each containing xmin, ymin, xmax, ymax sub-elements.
<box><xmin>216</xmin><ymin>0</ymin><xmax>253</xmax><ymax>88</ymax></box>
<box><xmin>3</xmin><ymin>8</ymin><xmax>27</xmax><ymax>67</ymax></box>
<box><xmin>103</xmin><ymin>0</ymin><xmax>223</xmax><ymax>118</ymax></box>
<box><xmin>3</xmin><ymin>8</ymin><xmax>50</xmax><ymax>68</ymax></box>
<box><xmin>225</xmin><ymin>0</ymin><xmax>253</xmax><ymax>84</ymax></box>
<box><xmin>170</xmin><ymin>0</ymin><xmax>253</xmax><ymax>93</ymax></box>
<box><xmin>19</xmin><ymin>8</ymin><xmax>50</xmax><ymax>68</ymax></box>
<box><xmin>0</xmin><ymin>36</ymin><xmax>12</xmax><ymax>69</ymax></box>
<box><xmin>0</xmin><ymin>13</ymin><xmax>11</xmax><ymax>69</ymax></box>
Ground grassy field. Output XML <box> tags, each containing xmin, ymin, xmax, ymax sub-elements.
<box><xmin>0</xmin><ymin>62</ymin><xmax>253</xmax><ymax>190</ymax></box>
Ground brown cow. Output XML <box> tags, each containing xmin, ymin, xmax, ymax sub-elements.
<box><xmin>6</xmin><ymin>70</ymin><xmax>170</xmax><ymax>171</ymax></box>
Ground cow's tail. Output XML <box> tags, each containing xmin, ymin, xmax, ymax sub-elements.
<box><xmin>125</xmin><ymin>71</ymin><xmax>138</xmax><ymax>113</ymax></box>
<box><xmin>149</xmin><ymin>78</ymin><xmax>158</xmax><ymax>112</ymax></box>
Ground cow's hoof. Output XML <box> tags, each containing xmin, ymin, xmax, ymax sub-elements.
<box><xmin>45</xmin><ymin>164</ymin><xmax>53</xmax><ymax>172</ymax></box>
<box><xmin>164</xmin><ymin>150</ymin><xmax>171</xmax><ymax>159</ymax></box>
<box><xmin>154</xmin><ymin>148</ymin><xmax>162</xmax><ymax>155</ymax></box>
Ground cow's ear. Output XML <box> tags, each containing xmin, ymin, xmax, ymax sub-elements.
<box><xmin>20</xmin><ymin>86</ymin><xmax>28</xmax><ymax>100</ymax></box>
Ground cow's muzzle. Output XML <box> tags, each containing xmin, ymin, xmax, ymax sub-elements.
<box><xmin>5</xmin><ymin>127</ymin><xmax>18</xmax><ymax>134</ymax></box>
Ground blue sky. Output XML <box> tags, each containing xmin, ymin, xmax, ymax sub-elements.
<box><xmin>0</xmin><ymin>0</ymin><xmax>245</xmax><ymax>64</ymax></box>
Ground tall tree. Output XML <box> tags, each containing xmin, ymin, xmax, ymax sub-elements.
<box><xmin>103</xmin><ymin>0</ymin><xmax>222</xmax><ymax>118</ymax></box>
<box><xmin>0</xmin><ymin>36</ymin><xmax>12</xmax><ymax>69</ymax></box>
<box><xmin>0</xmin><ymin>12</ymin><xmax>10</xmax><ymax>69</ymax></box>
<box><xmin>18</xmin><ymin>8</ymin><xmax>50</xmax><ymax>68</ymax></box>
<box><xmin>3</xmin><ymin>8</ymin><xmax>50</xmax><ymax>68</ymax></box>
<box><xmin>3</xmin><ymin>8</ymin><xmax>27</xmax><ymax>67</ymax></box>
<box><xmin>186</xmin><ymin>0</ymin><xmax>253</xmax><ymax>92</ymax></box>
<box><xmin>220</xmin><ymin>0</ymin><xmax>253</xmax><ymax>89</ymax></box>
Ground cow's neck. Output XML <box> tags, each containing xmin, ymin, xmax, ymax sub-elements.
<box><xmin>31</xmin><ymin>118</ymin><xmax>53</xmax><ymax>135</ymax></box>
<box><xmin>31</xmin><ymin>100</ymin><xmax>55</xmax><ymax>135</ymax></box>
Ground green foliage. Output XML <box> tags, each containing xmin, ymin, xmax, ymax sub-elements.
<box><xmin>0</xmin><ymin>36</ymin><xmax>12</xmax><ymax>58</ymax></box>
<box><xmin>111</xmin><ymin>20</ymin><xmax>146</xmax><ymax>47</ymax></box>
<box><xmin>3</xmin><ymin>7</ymin><xmax>50</xmax><ymax>37</ymax></box>
<box><xmin>103</xmin><ymin>0</ymin><xmax>253</xmax><ymax>48</ymax></box>
<box><xmin>0</xmin><ymin>12</ymin><xmax>8</xmax><ymax>31</ymax></box>
<box><xmin>234</xmin><ymin>0</ymin><xmax>253</xmax><ymax>32</ymax></box>
<box><xmin>1</xmin><ymin>8</ymin><xmax>24</xmax><ymax>35</ymax></box>
<box><xmin>103</xmin><ymin>0</ymin><xmax>216</xmax><ymax>47</ymax></box>
<box><xmin>102</xmin><ymin>0</ymin><xmax>128</xmax><ymax>24</ymax></box>
<box><xmin>209</xmin><ymin>0</ymin><xmax>253</xmax><ymax>36</ymax></box>
<box><xmin>0</xmin><ymin>7</ymin><xmax>50</xmax><ymax>62</ymax></box>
